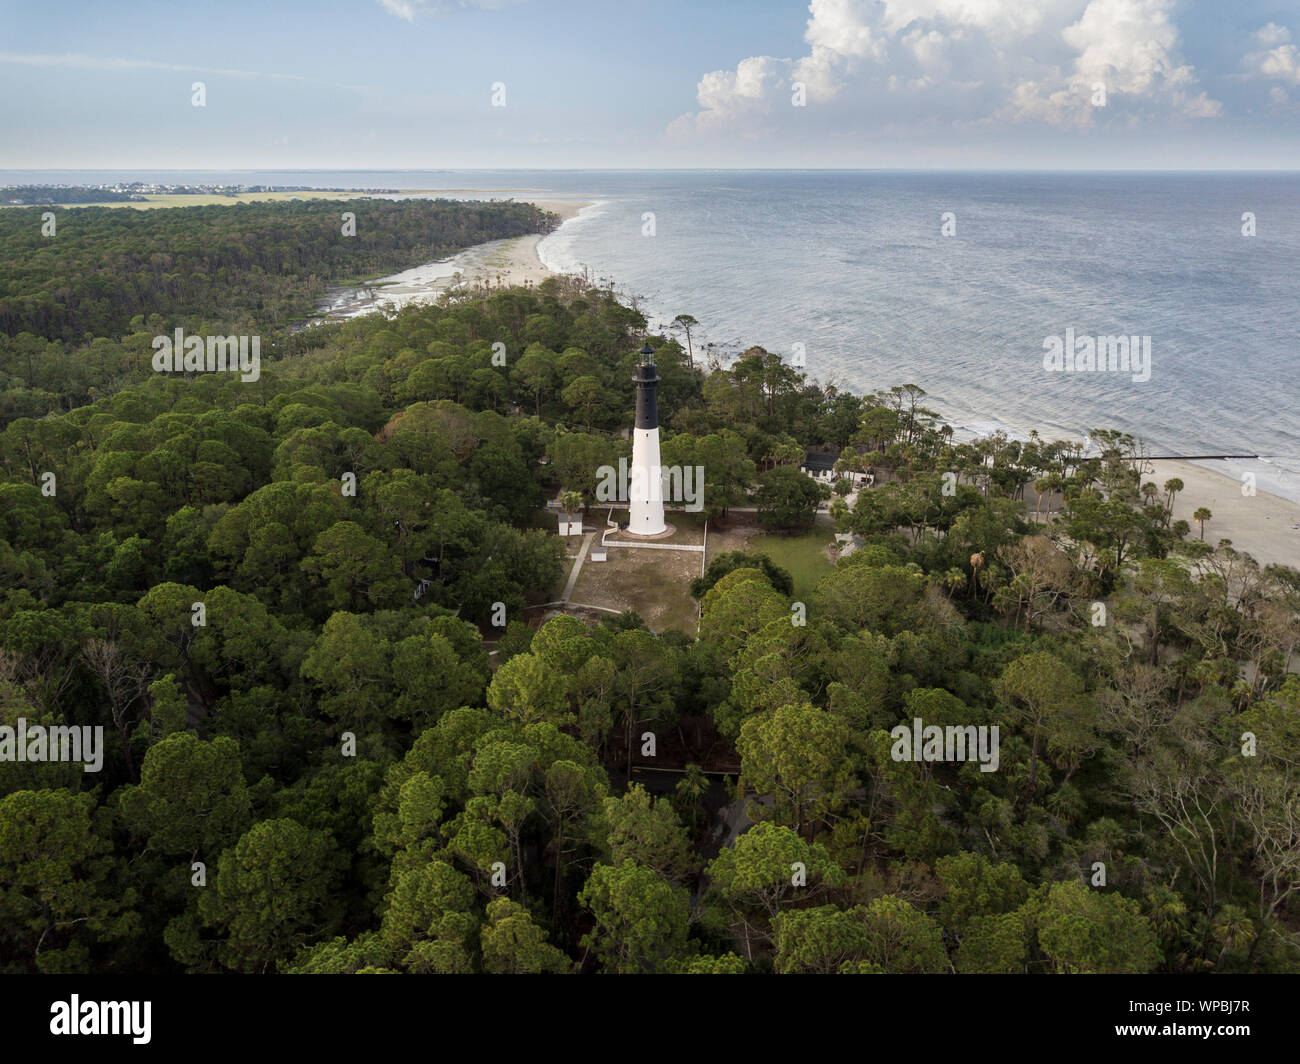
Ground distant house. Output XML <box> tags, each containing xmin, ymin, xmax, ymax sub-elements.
<box><xmin>800</xmin><ymin>452</ymin><xmax>838</xmax><ymax>482</ymax></box>
<box><xmin>801</xmin><ymin>451</ymin><xmax>873</xmax><ymax>488</ymax></box>
<box><xmin>557</xmin><ymin>510</ymin><xmax>584</xmax><ymax>537</ymax></box>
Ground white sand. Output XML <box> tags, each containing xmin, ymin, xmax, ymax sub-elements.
<box><xmin>316</xmin><ymin>198</ymin><xmax>591</xmax><ymax>319</ymax></box>
<box><xmin>458</xmin><ymin>199</ymin><xmax>589</xmax><ymax>289</ymax></box>
<box><xmin>1146</xmin><ymin>459</ymin><xmax>1300</xmax><ymax>569</ymax></box>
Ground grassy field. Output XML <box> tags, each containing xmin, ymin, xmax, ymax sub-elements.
<box><xmin>747</xmin><ymin>525</ymin><xmax>837</xmax><ymax>601</ymax></box>
<box><xmin>530</xmin><ymin>508</ymin><xmax>837</xmax><ymax>634</ymax></box>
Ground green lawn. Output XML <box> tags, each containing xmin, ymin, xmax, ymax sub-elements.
<box><xmin>748</xmin><ymin>526</ymin><xmax>836</xmax><ymax>601</ymax></box>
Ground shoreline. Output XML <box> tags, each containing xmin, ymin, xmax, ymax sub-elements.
<box><xmin>305</xmin><ymin>191</ymin><xmax>1298</xmax><ymax>570</ymax></box>
<box><xmin>314</xmin><ymin>197</ymin><xmax>593</xmax><ymax>319</ymax></box>
<box><xmin>942</xmin><ymin>420</ymin><xmax>1299</xmax><ymax>564</ymax></box>
<box><xmin>1146</xmin><ymin>459</ymin><xmax>1298</xmax><ymax>568</ymax></box>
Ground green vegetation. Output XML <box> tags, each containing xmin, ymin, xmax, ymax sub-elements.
<box><xmin>0</xmin><ymin>202</ymin><xmax>1297</xmax><ymax>974</ymax></box>
<box><xmin>746</xmin><ymin>529</ymin><xmax>835</xmax><ymax>601</ymax></box>
<box><xmin>2</xmin><ymin>186</ymin><xmax>139</xmax><ymax>205</ymax></box>
<box><xmin>0</xmin><ymin>197</ymin><xmax>555</xmax><ymax>418</ymax></box>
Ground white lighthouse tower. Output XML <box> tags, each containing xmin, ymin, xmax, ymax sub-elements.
<box><xmin>628</xmin><ymin>343</ymin><xmax>667</xmax><ymax>536</ymax></box>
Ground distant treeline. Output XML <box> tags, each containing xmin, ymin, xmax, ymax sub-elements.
<box><xmin>0</xmin><ymin>198</ymin><xmax>557</xmax><ymax>343</ymax></box>
<box><xmin>2</xmin><ymin>186</ymin><xmax>139</xmax><ymax>205</ymax></box>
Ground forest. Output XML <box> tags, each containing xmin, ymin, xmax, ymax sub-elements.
<box><xmin>2</xmin><ymin>187</ymin><xmax>139</xmax><ymax>205</ymax></box>
<box><xmin>0</xmin><ymin>197</ymin><xmax>555</xmax><ymax>378</ymax></box>
<box><xmin>0</xmin><ymin>200</ymin><xmax>1297</xmax><ymax>975</ymax></box>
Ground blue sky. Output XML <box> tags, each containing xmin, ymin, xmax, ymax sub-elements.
<box><xmin>3</xmin><ymin>0</ymin><xmax>1299</xmax><ymax>169</ymax></box>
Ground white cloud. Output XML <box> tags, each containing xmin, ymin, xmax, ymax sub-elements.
<box><xmin>1257</xmin><ymin>46</ymin><xmax>1300</xmax><ymax>84</ymax></box>
<box><xmin>670</xmin><ymin>0</ymin><xmax>1220</xmax><ymax>140</ymax></box>
<box><xmin>670</xmin><ymin>0</ymin><xmax>885</xmax><ymax>137</ymax></box>
<box><xmin>377</xmin><ymin>0</ymin><xmax>520</xmax><ymax>19</ymax></box>
<box><xmin>904</xmin><ymin>28</ymin><xmax>951</xmax><ymax>73</ymax></box>
<box><xmin>804</xmin><ymin>0</ymin><xmax>886</xmax><ymax>59</ymax></box>
<box><xmin>1001</xmin><ymin>78</ymin><xmax>1076</xmax><ymax>124</ymax></box>
<box><xmin>1244</xmin><ymin>23</ymin><xmax>1300</xmax><ymax>87</ymax></box>
<box><xmin>668</xmin><ymin>56</ymin><xmax>794</xmax><ymax>138</ymax></box>
<box><xmin>1063</xmin><ymin>0</ymin><xmax>1180</xmax><ymax>94</ymax></box>
<box><xmin>1006</xmin><ymin>0</ymin><xmax>1221</xmax><ymax>126</ymax></box>
<box><xmin>1255</xmin><ymin>23</ymin><xmax>1291</xmax><ymax>47</ymax></box>
<box><xmin>379</xmin><ymin>0</ymin><xmax>419</xmax><ymax>18</ymax></box>
<box><xmin>879</xmin><ymin>0</ymin><xmax>1055</xmax><ymax>37</ymax></box>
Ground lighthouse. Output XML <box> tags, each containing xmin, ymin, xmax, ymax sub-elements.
<box><xmin>628</xmin><ymin>343</ymin><xmax>667</xmax><ymax>536</ymax></box>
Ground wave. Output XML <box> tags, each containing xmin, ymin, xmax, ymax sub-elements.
<box><xmin>537</xmin><ymin>200</ymin><xmax>611</xmax><ymax>275</ymax></box>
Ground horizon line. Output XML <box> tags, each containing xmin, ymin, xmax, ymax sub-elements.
<box><xmin>4</xmin><ymin>166</ymin><xmax>1300</xmax><ymax>175</ymax></box>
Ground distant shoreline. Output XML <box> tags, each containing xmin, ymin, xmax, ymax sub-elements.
<box><xmin>318</xmin><ymin>192</ymin><xmax>1297</xmax><ymax>569</ymax></box>
<box><xmin>311</xmin><ymin>196</ymin><xmax>593</xmax><ymax>320</ymax></box>
<box><xmin>73</xmin><ymin>182</ymin><xmax>1286</xmax><ymax>567</ymax></box>
<box><xmin>0</xmin><ymin>187</ymin><xmax>594</xmax><ymax>212</ymax></box>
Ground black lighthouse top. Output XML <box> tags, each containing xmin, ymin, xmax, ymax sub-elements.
<box><xmin>633</xmin><ymin>343</ymin><xmax>660</xmax><ymax>430</ymax></box>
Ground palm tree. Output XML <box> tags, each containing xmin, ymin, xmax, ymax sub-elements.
<box><xmin>1193</xmin><ymin>507</ymin><xmax>1211</xmax><ymax>540</ymax></box>
<box><xmin>1210</xmin><ymin>905</ymin><xmax>1255</xmax><ymax>969</ymax></box>
<box><xmin>1162</xmin><ymin>477</ymin><xmax>1184</xmax><ymax>512</ymax></box>
<box><xmin>940</xmin><ymin>568</ymin><xmax>966</xmax><ymax>598</ymax></box>
<box><xmin>1031</xmin><ymin>477</ymin><xmax>1047</xmax><ymax>523</ymax></box>
<box><xmin>558</xmin><ymin>489</ymin><xmax>585</xmax><ymax>524</ymax></box>
<box><xmin>674</xmin><ymin>763</ymin><xmax>709</xmax><ymax>833</ymax></box>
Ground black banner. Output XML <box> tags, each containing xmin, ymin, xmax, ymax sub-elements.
<box><xmin>1</xmin><ymin>974</ymin><xmax>1288</xmax><ymax>1054</ymax></box>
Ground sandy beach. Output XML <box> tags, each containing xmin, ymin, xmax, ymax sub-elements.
<box><xmin>302</xmin><ymin>193</ymin><xmax>1300</xmax><ymax>574</ymax></box>
<box><xmin>472</xmin><ymin>198</ymin><xmax>588</xmax><ymax>288</ymax></box>
<box><xmin>1146</xmin><ymin>459</ymin><xmax>1300</xmax><ymax>569</ymax></box>
<box><xmin>314</xmin><ymin>197</ymin><xmax>590</xmax><ymax>319</ymax></box>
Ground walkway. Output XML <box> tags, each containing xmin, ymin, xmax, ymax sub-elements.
<box><xmin>604</xmin><ymin>540</ymin><xmax>705</xmax><ymax>552</ymax></box>
<box><xmin>560</xmin><ymin>530</ymin><xmax>596</xmax><ymax>602</ymax></box>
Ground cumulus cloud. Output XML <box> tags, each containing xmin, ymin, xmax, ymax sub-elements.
<box><xmin>675</xmin><ymin>56</ymin><xmax>794</xmax><ymax>137</ymax></box>
<box><xmin>903</xmin><ymin>28</ymin><xmax>952</xmax><ymax>73</ymax></box>
<box><xmin>1005</xmin><ymin>0</ymin><xmax>1222</xmax><ymax>125</ymax></box>
<box><xmin>1063</xmin><ymin>0</ymin><xmax>1182</xmax><ymax>93</ymax></box>
<box><xmin>879</xmin><ymin>0</ymin><xmax>1058</xmax><ymax>37</ymax></box>
<box><xmin>1255</xmin><ymin>23</ymin><xmax>1291</xmax><ymax>48</ymax></box>
<box><xmin>804</xmin><ymin>0</ymin><xmax>887</xmax><ymax>59</ymax></box>
<box><xmin>670</xmin><ymin>0</ymin><xmax>1220</xmax><ymax>140</ymax></box>
<box><xmin>1243</xmin><ymin>23</ymin><xmax>1300</xmax><ymax>87</ymax></box>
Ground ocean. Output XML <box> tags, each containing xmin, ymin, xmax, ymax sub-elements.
<box><xmin>7</xmin><ymin>168</ymin><xmax>1299</xmax><ymax>499</ymax></box>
